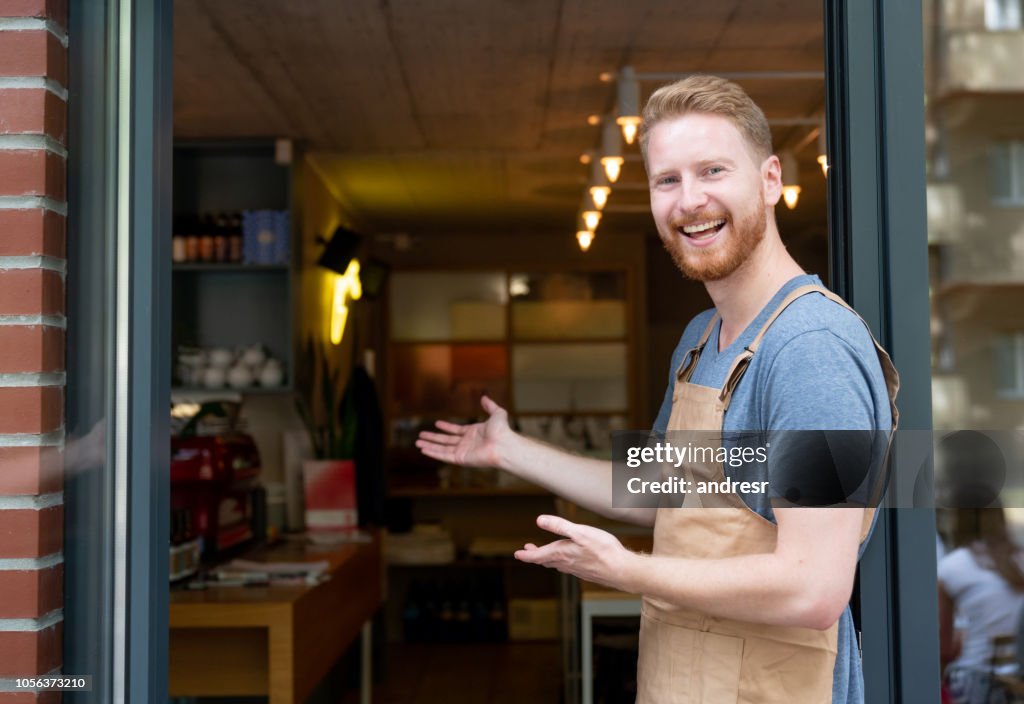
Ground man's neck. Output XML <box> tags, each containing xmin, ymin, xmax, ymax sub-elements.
<box><xmin>704</xmin><ymin>229</ymin><xmax>806</xmax><ymax>352</ymax></box>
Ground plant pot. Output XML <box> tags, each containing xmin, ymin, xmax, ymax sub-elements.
<box><xmin>302</xmin><ymin>459</ymin><xmax>358</xmax><ymax>534</ymax></box>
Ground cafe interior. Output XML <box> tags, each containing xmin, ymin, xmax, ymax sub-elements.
<box><xmin>166</xmin><ymin>1</ymin><xmax>832</xmax><ymax>702</ymax></box>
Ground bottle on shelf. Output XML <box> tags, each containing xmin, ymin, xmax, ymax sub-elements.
<box><xmin>198</xmin><ymin>213</ymin><xmax>215</xmax><ymax>262</ymax></box>
<box><xmin>184</xmin><ymin>214</ymin><xmax>200</xmax><ymax>263</ymax></box>
<box><xmin>228</xmin><ymin>213</ymin><xmax>243</xmax><ymax>263</ymax></box>
<box><xmin>213</xmin><ymin>213</ymin><xmax>229</xmax><ymax>262</ymax></box>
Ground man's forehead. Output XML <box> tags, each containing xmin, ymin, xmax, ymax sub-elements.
<box><xmin>647</xmin><ymin>113</ymin><xmax>759</xmax><ymax>165</ymax></box>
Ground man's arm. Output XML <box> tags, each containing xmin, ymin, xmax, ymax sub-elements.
<box><xmin>417</xmin><ymin>396</ymin><xmax>656</xmax><ymax>527</ymax></box>
<box><xmin>517</xmin><ymin>505</ymin><xmax>863</xmax><ymax>630</ymax></box>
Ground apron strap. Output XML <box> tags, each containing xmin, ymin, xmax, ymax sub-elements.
<box><xmin>718</xmin><ymin>284</ymin><xmax>900</xmax><ymax>423</ymax></box>
<box><xmin>718</xmin><ymin>285</ymin><xmax>827</xmax><ymax>409</ymax></box>
<box><xmin>715</xmin><ymin>283</ymin><xmax>901</xmax><ymax>544</ymax></box>
<box><xmin>675</xmin><ymin>313</ymin><xmax>720</xmax><ymax>383</ymax></box>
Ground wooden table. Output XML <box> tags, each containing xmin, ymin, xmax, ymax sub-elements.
<box><xmin>169</xmin><ymin>532</ymin><xmax>383</xmax><ymax>704</ymax></box>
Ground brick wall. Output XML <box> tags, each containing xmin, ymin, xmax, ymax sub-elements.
<box><xmin>0</xmin><ymin>0</ymin><xmax>68</xmax><ymax>702</ymax></box>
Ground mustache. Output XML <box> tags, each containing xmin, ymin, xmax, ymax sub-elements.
<box><xmin>670</xmin><ymin>212</ymin><xmax>729</xmax><ymax>228</ymax></box>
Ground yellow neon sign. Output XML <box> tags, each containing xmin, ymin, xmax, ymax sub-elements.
<box><xmin>330</xmin><ymin>259</ymin><xmax>362</xmax><ymax>345</ymax></box>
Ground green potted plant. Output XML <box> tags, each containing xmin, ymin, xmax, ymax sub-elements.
<box><xmin>296</xmin><ymin>337</ymin><xmax>359</xmax><ymax>534</ymax></box>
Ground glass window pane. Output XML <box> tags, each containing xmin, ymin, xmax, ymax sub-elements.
<box><xmin>990</xmin><ymin>143</ymin><xmax>1013</xmax><ymax>203</ymax></box>
<box><xmin>390</xmin><ymin>272</ymin><xmax>507</xmax><ymax>341</ymax></box>
<box><xmin>928</xmin><ymin>3</ymin><xmax>1024</xmax><ymax>699</ymax></box>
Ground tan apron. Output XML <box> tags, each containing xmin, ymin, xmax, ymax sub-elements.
<box><xmin>636</xmin><ymin>284</ymin><xmax>900</xmax><ymax>704</ymax></box>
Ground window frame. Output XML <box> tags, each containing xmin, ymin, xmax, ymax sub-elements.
<box><xmin>825</xmin><ymin>1</ymin><xmax>940</xmax><ymax>701</ymax></box>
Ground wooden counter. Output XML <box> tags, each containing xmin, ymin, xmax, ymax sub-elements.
<box><xmin>169</xmin><ymin>532</ymin><xmax>383</xmax><ymax>704</ymax></box>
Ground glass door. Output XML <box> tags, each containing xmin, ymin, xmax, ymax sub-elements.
<box><xmin>65</xmin><ymin>0</ymin><xmax>172</xmax><ymax>701</ymax></box>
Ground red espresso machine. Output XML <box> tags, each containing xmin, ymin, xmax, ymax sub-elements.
<box><xmin>171</xmin><ymin>422</ymin><xmax>263</xmax><ymax>565</ymax></box>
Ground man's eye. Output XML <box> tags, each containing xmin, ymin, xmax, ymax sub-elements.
<box><xmin>705</xmin><ymin>166</ymin><xmax>724</xmax><ymax>176</ymax></box>
<box><xmin>656</xmin><ymin>176</ymin><xmax>678</xmax><ymax>186</ymax></box>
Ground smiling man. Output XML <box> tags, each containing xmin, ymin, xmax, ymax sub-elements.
<box><xmin>417</xmin><ymin>75</ymin><xmax>898</xmax><ymax>703</ymax></box>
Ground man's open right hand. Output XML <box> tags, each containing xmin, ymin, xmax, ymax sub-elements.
<box><xmin>415</xmin><ymin>395</ymin><xmax>512</xmax><ymax>470</ymax></box>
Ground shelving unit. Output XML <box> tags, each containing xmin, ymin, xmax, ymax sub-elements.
<box><xmin>382</xmin><ymin>267</ymin><xmax>639</xmax><ymax>647</ymax></box>
<box><xmin>170</xmin><ymin>141</ymin><xmax>296</xmax><ymax>394</ymax></box>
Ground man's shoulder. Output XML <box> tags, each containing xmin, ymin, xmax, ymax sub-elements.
<box><xmin>760</xmin><ymin>291</ymin><xmax>875</xmax><ymax>361</ymax></box>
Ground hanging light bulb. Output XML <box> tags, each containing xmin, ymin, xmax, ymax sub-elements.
<box><xmin>780</xmin><ymin>151</ymin><xmax>801</xmax><ymax>210</ymax></box>
<box><xmin>580</xmin><ymin>191</ymin><xmax>602</xmax><ymax>231</ymax></box>
<box><xmin>589</xmin><ymin>159</ymin><xmax>612</xmax><ymax>210</ymax></box>
<box><xmin>817</xmin><ymin>128</ymin><xmax>829</xmax><ymax>177</ymax></box>
<box><xmin>576</xmin><ymin>230</ymin><xmax>594</xmax><ymax>251</ymax></box>
<box><xmin>600</xmin><ymin>121</ymin><xmax>624</xmax><ymax>183</ymax></box>
<box><xmin>615</xmin><ymin>66</ymin><xmax>641</xmax><ymax>145</ymax></box>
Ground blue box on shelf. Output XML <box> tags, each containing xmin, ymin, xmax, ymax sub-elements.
<box><xmin>242</xmin><ymin>210</ymin><xmax>290</xmax><ymax>265</ymax></box>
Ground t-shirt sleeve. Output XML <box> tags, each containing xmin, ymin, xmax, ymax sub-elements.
<box><xmin>763</xmin><ymin>329</ymin><xmax>884</xmax><ymax>507</ymax></box>
<box><xmin>764</xmin><ymin>329</ymin><xmax>877</xmax><ymax>431</ymax></box>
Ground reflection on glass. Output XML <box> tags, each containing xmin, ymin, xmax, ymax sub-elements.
<box><xmin>927</xmin><ymin>0</ymin><xmax>1024</xmax><ymax>697</ymax></box>
<box><xmin>512</xmin><ymin>344</ymin><xmax>627</xmax><ymax>412</ymax></box>
<box><xmin>390</xmin><ymin>272</ymin><xmax>507</xmax><ymax>341</ymax></box>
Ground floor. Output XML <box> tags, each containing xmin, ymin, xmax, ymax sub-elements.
<box><xmin>341</xmin><ymin>642</ymin><xmax>564</xmax><ymax>704</ymax></box>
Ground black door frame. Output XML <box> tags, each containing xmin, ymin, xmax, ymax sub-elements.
<box><xmin>825</xmin><ymin>1</ymin><xmax>940</xmax><ymax>701</ymax></box>
<box><xmin>65</xmin><ymin>0</ymin><xmax>171</xmax><ymax>701</ymax></box>
<box><xmin>65</xmin><ymin>0</ymin><xmax>938</xmax><ymax>700</ymax></box>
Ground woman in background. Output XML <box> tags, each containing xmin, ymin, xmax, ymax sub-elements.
<box><xmin>939</xmin><ymin>506</ymin><xmax>1024</xmax><ymax>703</ymax></box>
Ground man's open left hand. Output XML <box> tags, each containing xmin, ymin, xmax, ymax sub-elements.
<box><xmin>514</xmin><ymin>515</ymin><xmax>633</xmax><ymax>591</ymax></box>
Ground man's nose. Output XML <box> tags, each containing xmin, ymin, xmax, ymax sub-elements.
<box><xmin>677</xmin><ymin>180</ymin><xmax>709</xmax><ymax>214</ymax></box>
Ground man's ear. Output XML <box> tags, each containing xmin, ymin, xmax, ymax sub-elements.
<box><xmin>763</xmin><ymin>154</ymin><xmax>783</xmax><ymax>206</ymax></box>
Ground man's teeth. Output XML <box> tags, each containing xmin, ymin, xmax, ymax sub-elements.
<box><xmin>682</xmin><ymin>219</ymin><xmax>726</xmax><ymax>236</ymax></box>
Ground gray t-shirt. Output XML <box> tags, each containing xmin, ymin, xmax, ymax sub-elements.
<box><xmin>652</xmin><ymin>274</ymin><xmax>892</xmax><ymax>704</ymax></box>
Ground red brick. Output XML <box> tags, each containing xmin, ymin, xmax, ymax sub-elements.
<box><xmin>0</xmin><ymin>150</ymin><xmax>65</xmax><ymax>199</ymax></box>
<box><xmin>0</xmin><ymin>387</ymin><xmax>63</xmax><ymax>434</ymax></box>
<box><xmin>0</xmin><ymin>269</ymin><xmax>64</xmax><ymax>316</ymax></box>
<box><xmin>0</xmin><ymin>89</ymin><xmax>66</xmax><ymax>142</ymax></box>
<box><xmin>0</xmin><ymin>384</ymin><xmax>61</xmax><ymax>433</ymax></box>
<box><xmin>0</xmin><ymin>31</ymin><xmax>66</xmax><ymax>86</ymax></box>
<box><xmin>0</xmin><ymin>209</ymin><xmax>65</xmax><ymax>258</ymax></box>
<box><xmin>0</xmin><ymin>692</ymin><xmax>61</xmax><ymax>704</ymax></box>
<box><xmin>0</xmin><ymin>564</ymin><xmax>61</xmax><ymax>618</ymax></box>
<box><xmin>0</xmin><ymin>623</ymin><xmax>61</xmax><ymax>677</ymax></box>
<box><xmin>0</xmin><ymin>326</ymin><xmax>63</xmax><ymax>373</ymax></box>
<box><xmin>0</xmin><ymin>447</ymin><xmax>63</xmax><ymax>495</ymax></box>
<box><xmin>0</xmin><ymin>506</ymin><xmax>62</xmax><ymax>558</ymax></box>
<box><xmin>0</xmin><ymin>0</ymin><xmax>68</xmax><ymax>28</ymax></box>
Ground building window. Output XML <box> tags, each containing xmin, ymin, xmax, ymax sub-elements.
<box><xmin>986</xmin><ymin>0</ymin><xmax>1023</xmax><ymax>30</ymax></box>
<box><xmin>994</xmin><ymin>334</ymin><xmax>1024</xmax><ymax>397</ymax></box>
<box><xmin>990</xmin><ymin>141</ymin><xmax>1024</xmax><ymax>206</ymax></box>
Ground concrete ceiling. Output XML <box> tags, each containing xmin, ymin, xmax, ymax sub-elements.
<box><xmin>174</xmin><ymin>0</ymin><xmax>828</xmax><ymax>238</ymax></box>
